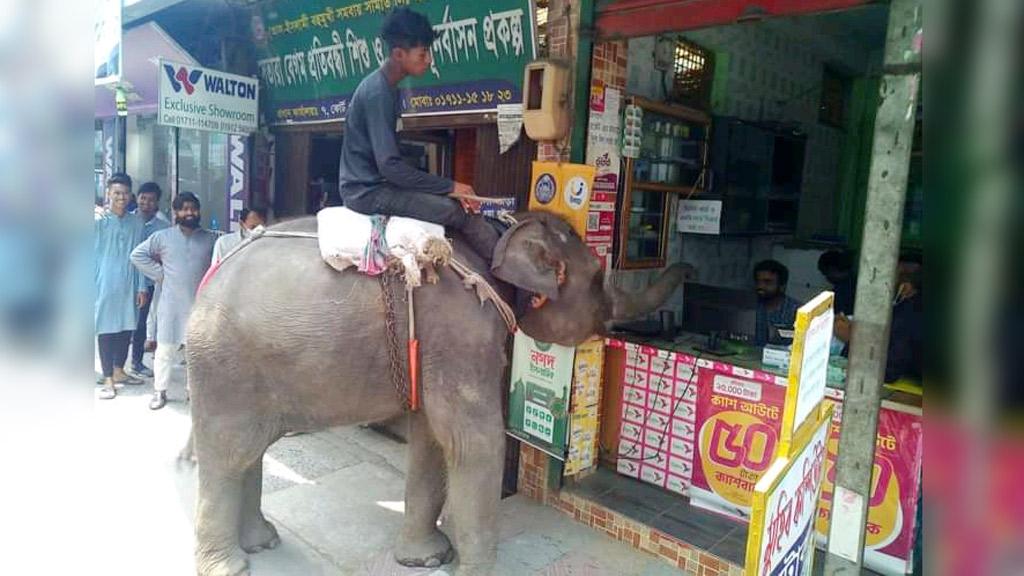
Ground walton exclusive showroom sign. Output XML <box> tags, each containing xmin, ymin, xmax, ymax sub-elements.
<box><xmin>158</xmin><ymin>59</ymin><xmax>259</xmax><ymax>134</ymax></box>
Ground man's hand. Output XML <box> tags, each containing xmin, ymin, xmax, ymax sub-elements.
<box><xmin>834</xmin><ymin>313</ymin><xmax>852</xmax><ymax>344</ymax></box>
<box><xmin>451</xmin><ymin>182</ymin><xmax>475</xmax><ymax>198</ymax></box>
<box><xmin>450</xmin><ymin>182</ymin><xmax>481</xmax><ymax>214</ymax></box>
<box><xmin>144</xmin><ymin>340</ymin><xmax>157</xmax><ymax>353</ymax></box>
<box><xmin>137</xmin><ymin>291</ymin><xmax>150</xmax><ymax>309</ymax></box>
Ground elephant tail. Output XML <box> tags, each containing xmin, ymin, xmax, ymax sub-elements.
<box><xmin>176</xmin><ymin>428</ymin><xmax>196</xmax><ymax>468</ymax></box>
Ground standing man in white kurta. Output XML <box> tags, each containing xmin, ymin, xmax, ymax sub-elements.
<box><xmin>131</xmin><ymin>192</ymin><xmax>217</xmax><ymax>410</ymax></box>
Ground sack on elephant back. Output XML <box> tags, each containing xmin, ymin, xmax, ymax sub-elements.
<box><xmin>316</xmin><ymin>207</ymin><xmax>451</xmax><ymax>286</ymax></box>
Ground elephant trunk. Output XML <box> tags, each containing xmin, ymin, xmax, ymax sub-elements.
<box><xmin>608</xmin><ymin>263</ymin><xmax>692</xmax><ymax>321</ymax></box>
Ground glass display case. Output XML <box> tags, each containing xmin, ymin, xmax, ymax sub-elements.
<box><xmin>618</xmin><ymin>96</ymin><xmax>710</xmax><ymax>269</ymax></box>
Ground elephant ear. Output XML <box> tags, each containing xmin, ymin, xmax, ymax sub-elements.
<box><xmin>491</xmin><ymin>218</ymin><xmax>564</xmax><ymax>301</ymax></box>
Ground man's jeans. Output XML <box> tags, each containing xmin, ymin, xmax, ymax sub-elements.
<box><xmin>131</xmin><ymin>285</ymin><xmax>154</xmax><ymax>367</ymax></box>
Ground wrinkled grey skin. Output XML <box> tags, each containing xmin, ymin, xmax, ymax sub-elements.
<box><xmin>186</xmin><ymin>212</ymin><xmax>684</xmax><ymax>576</ymax></box>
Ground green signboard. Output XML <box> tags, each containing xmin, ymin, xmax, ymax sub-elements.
<box><xmin>508</xmin><ymin>331</ymin><xmax>574</xmax><ymax>458</ymax></box>
<box><xmin>255</xmin><ymin>0</ymin><xmax>536</xmax><ymax>124</ymax></box>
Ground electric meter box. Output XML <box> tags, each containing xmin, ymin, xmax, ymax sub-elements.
<box><xmin>522</xmin><ymin>60</ymin><xmax>570</xmax><ymax>141</ymax></box>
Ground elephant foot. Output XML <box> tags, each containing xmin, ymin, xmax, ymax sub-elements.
<box><xmin>394</xmin><ymin>528</ymin><xmax>455</xmax><ymax>568</ymax></box>
<box><xmin>196</xmin><ymin>548</ymin><xmax>249</xmax><ymax>576</ymax></box>
<box><xmin>240</xmin><ymin>518</ymin><xmax>280</xmax><ymax>553</ymax></box>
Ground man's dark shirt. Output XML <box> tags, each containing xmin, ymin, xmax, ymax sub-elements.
<box><xmin>833</xmin><ymin>275</ymin><xmax>856</xmax><ymax>316</ymax></box>
<box><xmin>885</xmin><ymin>295</ymin><xmax>922</xmax><ymax>383</ymax></box>
<box><xmin>754</xmin><ymin>295</ymin><xmax>800</xmax><ymax>347</ymax></box>
<box><xmin>338</xmin><ymin>69</ymin><xmax>452</xmax><ymax>202</ymax></box>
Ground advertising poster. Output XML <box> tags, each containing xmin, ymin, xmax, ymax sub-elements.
<box><xmin>691</xmin><ymin>362</ymin><xmax>787</xmax><ymax>520</ymax></box>
<box><xmin>256</xmin><ymin>0</ymin><xmax>536</xmax><ymax>123</ymax></box>
<box><xmin>528</xmin><ymin>161</ymin><xmax>596</xmax><ymax>239</ymax></box>
<box><xmin>815</xmin><ymin>391</ymin><xmax>923</xmax><ymax>575</ymax></box>
<box><xmin>159</xmin><ymin>60</ymin><xmax>259</xmax><ymax>135</ymax></box>
<box><xmin>565</xmin><ymin>339</ymin><xmax>604</xmax><ymax>475</ymax></box>
<box><xmin>584</xmin><ymin>82</ymin><xmax>621</xmax><ymax>269</ymax></box>
<box><xmin>746</xmin><ymin>409</ymin><xmax>831</xmax><ymax>576</ymax></box>
<box><xmin>508</xmin><ymin>330</ymin><xmax>575</xmax><ymax>458</ymax></box>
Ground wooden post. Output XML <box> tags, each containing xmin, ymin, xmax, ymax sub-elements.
<box><xmin>823</xmin><ymin>0</ymin><xmax>922</xmax><ymax>573</ymax></box>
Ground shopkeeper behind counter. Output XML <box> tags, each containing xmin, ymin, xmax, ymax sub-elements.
<box><xmin>753</xmin><ymin>259</ymin><xmax>801</xmax><ymax>347</ymax></box>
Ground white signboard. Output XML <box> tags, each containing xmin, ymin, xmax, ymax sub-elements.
<box><xmin>158</xmin><ymin>59</ymin><xmax>259</xmax><ymax>134</ymax></box>
<box><xmin>783</xmin><ymin>292</ymin><xmax>835</xmax><ymax>443</ymax></box>
<box><xmin>95</xmin><ymin>0</ymin><xmax>122</xmax><ymax>85</ymax></box>
<box><xmin>794</xmin><ymin>304</ymin><xmax>833</xmax><ymax>431</ymax></box>
<box><xmin>678</xmin><ymin>199</ymin><xmax>722</xmax><ymax>234</ymax></box>
<box><xmin>747</xmin><ymin>410</ymin><xmax>830</xmax><ymax>576</ymax></box>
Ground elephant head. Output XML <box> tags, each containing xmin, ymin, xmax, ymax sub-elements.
<box><xmin>490</xmin><ymin>211</ymin><xmax>688</xmax><ymax>346</ymax></box>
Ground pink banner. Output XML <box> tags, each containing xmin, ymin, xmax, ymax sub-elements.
<box><xmin>817</xmin><ymin>391</ymin><xmax>923</xmax><ymax>574</ymax></box>
<box><xmin>690</xmin><ymin>364</ymin><xmax>787</xmax><ymax>520</ymax></box>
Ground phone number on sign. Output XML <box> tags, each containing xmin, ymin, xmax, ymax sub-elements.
<box><xmin>408</xmin><ymin>89</ymin><xmax>515</xmax><ymax>110</ymax></box>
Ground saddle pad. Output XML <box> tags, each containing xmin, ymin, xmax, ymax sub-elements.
<box><xmin>317</xmin><ymin>207</ymin><xmax>446</xmax><ymax>281</ymax></box>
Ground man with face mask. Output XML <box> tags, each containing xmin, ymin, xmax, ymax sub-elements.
<box><xmin>211</xmin><ymin>207</ymin><xmax>267</xmax><ymax>264</ymax></box>
<box><xmin>131</xmin><ymin>192</ymin><xmax>217</xmax><ymax>410</ymax></box>
<box><xmin>337</xmin><ymin>8</ymin><xmax>499</xmax><ymax>261</ymax></box>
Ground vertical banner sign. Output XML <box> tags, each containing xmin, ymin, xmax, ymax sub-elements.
<box><xmin>815</xmin><ymin>391</ymin><xmax>923</xmax><ymax>575</ymax></box>
<box><xmin>584</xmin><ymin>83</ymin><xmax>622</xmax><ymax>269</ymax></box>
<box><xmin>158</xmin><ymin>60</ymin><xmax>260</xmax><ymax>135</ymax></box>
<box><xmin>256</xmin><ymin>0</ymin><xmax>537</xmax><ymax>123</ymax></box>
<box><xmin>95</xmin><ymin>0</ymin><xmax>122</xmax><ymax>85</ymax></box>
<box><xmin>528</xmin><ymin>161</ymin><xmax>596</xmax><ymax>238</ymax></box>
<box><xmin>508</xmin><ymin>330</ymin><xmax>575</xmax><ymax>458</ymax></box>
<box><xmin>564</xmin><ymin>339</ymin><xmax>605</xmax><ymax>476</ymax></box>
<box><xmin>780</xmin><ymin>291</ymin><xmax>834</xmax><ymax>455</ymax></box>
<box><xmin>691</xmin><ymin>362</ymin><xmax>787</xmax><ymax>520</ymax></box>
<box><xmin>745</xmin><ymin>408</ymin><xmax>831</xmax><ymax>576</ymax></box>
<box><xmin>226</xmin><ymin>135</ymin><xmax>250</xmax><ymax>232</ymax></box>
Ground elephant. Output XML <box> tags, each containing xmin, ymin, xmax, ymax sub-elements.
<box><xmin>186</xmin><ymin>211</ymin><xmax>685</xmax><ymax>576</ymax></box>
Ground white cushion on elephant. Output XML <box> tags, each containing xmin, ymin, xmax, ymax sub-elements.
<box><xmin>317</xmin><ymin>207</ymin><xmax>447</xmax><ymax>285</ymax></box>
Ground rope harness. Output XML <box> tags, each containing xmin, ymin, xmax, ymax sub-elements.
<box><xmin>207</xmin><ymin>225</ymin><xmax>517</xmax><ymax>412</ymax></box>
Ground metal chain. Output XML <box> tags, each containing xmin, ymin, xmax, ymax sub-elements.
<box><xmin>379</xmin><ymin>269</ymin><xmax>411</xmax><ymax>410</ymax></box>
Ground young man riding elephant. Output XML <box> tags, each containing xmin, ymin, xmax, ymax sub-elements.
<box><xmin>339</xmin><ymin>7</ymin><xmax>499</xmax><ymax>261</ymax></box>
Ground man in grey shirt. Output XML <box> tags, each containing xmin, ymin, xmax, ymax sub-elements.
<box><xmin>339</xmin><ymin>8</ymin><xmax>499</xmax><ymax>260</ymax></box>
<box><xmin>131</xmin><ymin>192</ymin><xmax>218</xmax><ymax>410</ymax></box>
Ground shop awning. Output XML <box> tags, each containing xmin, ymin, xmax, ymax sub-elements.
<box><xmin>95</xmin><ymin>21</ymin><xmax>198</xmax><ymax>119</ymax></box>
<box><xmin>595</xmin><ymin>0</ymin><xmax>875</xmax><ymax>39</ymax></box>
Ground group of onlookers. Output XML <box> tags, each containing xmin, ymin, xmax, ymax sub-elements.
<box><xmin>94</xmin><ymin>173</ymin><xmax>266</xmax><ymax>409</ymax></box>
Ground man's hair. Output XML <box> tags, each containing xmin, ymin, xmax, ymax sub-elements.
<box><xmin>173</xmin><ymin>192</ymin><xmax>201</xmax><ymax>211</ymax></box>
<box><xmin>138</xmin><ymin>182</ymin><xmax>162</xmax><ymax>199</ymax></box>
<box><xmin>381</xmin><ymin>8</ymin><xmax>436</xmax><ymax>50</ymax></box>
<box><xmin>817</xmin><ymin>249</ymin><xmax>852</xmax><ymax>274</ymax></box>
<box><xmin>753</xmin><ymin>259</ymin><xmax>790</xmax><ymax>286</ymax></box>
<box><xmin>241</xmin><ymin>206</ymin><xmax>267</xmax><ymax>222</ymax></box>
<box><xmin>107</xmin><ymin>173</ymin><xmax>133</xmax><ymax>190</ymax></box>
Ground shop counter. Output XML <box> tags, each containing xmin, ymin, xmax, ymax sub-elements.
<box><xmin>601</xmin><ymin>332</ymin><xmax>922</xmax><ymax>575</ymax></box>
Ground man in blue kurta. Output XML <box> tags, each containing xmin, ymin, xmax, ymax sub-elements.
<box><xmin>131</xmin><ymin>192</ymin><xmax>218</xmax><ymax>410</ymax></box>
<box><xmin>95</xmin><ymin>173</ymin><xmax>148</xmax><ymax>399</ymax></box>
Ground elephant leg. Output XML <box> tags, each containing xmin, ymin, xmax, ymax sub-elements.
<box><xmin>238</xmin><ymin>457</ymin><xmax>280</xmax><ymax>554</ymax></box>
<box><xmin>437</xmin><ymin>412</ymin><xmax>505</xmax><ymax>575</ymax></box>
<box><xmin>395</xmin><ymin>413</ymin><xmax>453</xmax><ymax>568</ymax></box>
<box><xmin>194</xmin><ymin>463</ymin><xmax>249</xmax><ymax>576</ymax></box>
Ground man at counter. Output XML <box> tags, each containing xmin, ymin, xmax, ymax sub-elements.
<box><xmin>834</xmin><ymin>254</ymin><xmax>922</xmax><ymax>383</ymax></box>
<box><xmin>818</xmin><ymin>249</ymin><xmax>856</xmax><ymax>316</ymax></box>
<box><xmin>753</xmin><ymin>259</ymin><xmax>801</xmax><ymax>347</ymax></box>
